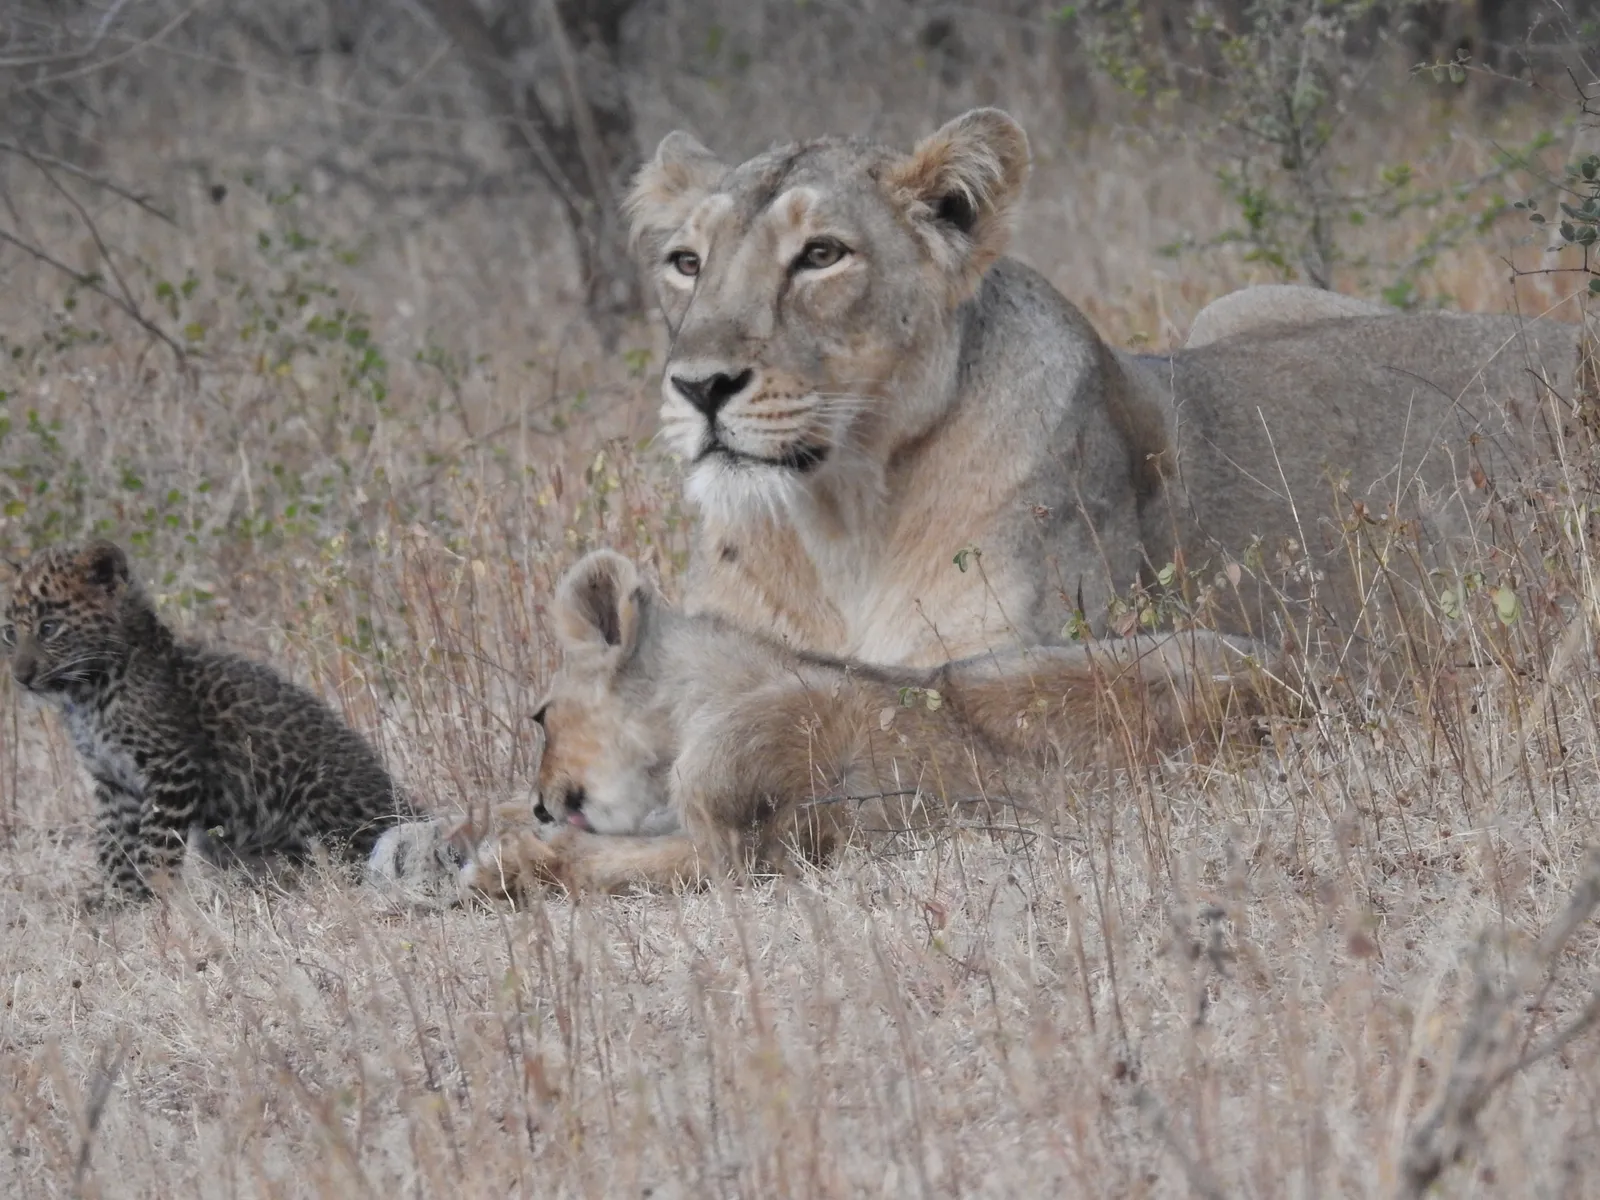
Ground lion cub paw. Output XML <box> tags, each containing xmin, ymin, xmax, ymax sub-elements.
<box><xmin>459</xmin><ymin>825</ymin><xmax>578</xmax><ymax>900</ymax></box>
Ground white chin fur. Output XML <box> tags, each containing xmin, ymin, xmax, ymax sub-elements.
<box><xmin>685</xmin><ymin>457</ymin><xmax>811</xmax><ymax>524</ymax></box>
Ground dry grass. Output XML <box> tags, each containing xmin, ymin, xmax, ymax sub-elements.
<box><xmin>5</xmin><ymin>75</ymin><xmax>1600</xmax><ymax>1196</ymax></box>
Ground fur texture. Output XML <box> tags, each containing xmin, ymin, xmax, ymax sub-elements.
<box><xmin>1184</xmin><ymin>284</ymin><xmax>1391</xmax><ymax>348</ymax></box>
<box><xmin>626</xmin><ymin>109</ymin><xmax>1584</xmax><ymax>666</ymax></box>
<box><xmin>3</xmin><ymin>541</ymin><xmax>411</xmax><ymax>902</ymax></box>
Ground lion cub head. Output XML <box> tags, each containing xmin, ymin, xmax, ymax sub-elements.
<box><xmin>626</xmin><ymin>108</ymin><xmax>1030</xmax><ymax>518</ymax></box>
<box><xmin>532</xmin><ymin>551</ymin><xmax>678</xmax><ymax>836</ymax></box>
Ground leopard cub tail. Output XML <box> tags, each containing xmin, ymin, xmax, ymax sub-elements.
<box><xmin>367</xmin><ymin>818</ymin><xmax>468</xmax><ymax>907</ymax></box>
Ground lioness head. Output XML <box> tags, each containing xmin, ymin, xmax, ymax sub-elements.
<box><xmin>532</xmin><ymin>551</ymin><xmax>676</xmax><ymax>836</ymax></box>
<box><xmin>626</xmin><ymin>108</ymin><xmax>1030</xmax><ymax>518</ymax></box>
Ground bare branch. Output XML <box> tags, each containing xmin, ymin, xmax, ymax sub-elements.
<box><xmin>2</xmin><ymin>2</ymin><xmax>205</xmax><ymax>90</ymax></box>
<box><xmin>409</xmin><ymin>0</ymin><xmax>586</xmax><ymax>211</ymax></box>
<box><xmin>0</xmin><ymin>139</ymin><xmax>174</xmax><ymax>224</ymax></box>
<box><xmin>29</xmin><ymin>149</ymin><xmax>150</xmax><ymax>335</ymax></box>
<box><xmin>540</xmin><ymin>0</ymin><xmax>613</xmax><ymax>218</ymax></box>
<box><xmin>0</xmin><ymin>228</ymin><xmax>187</xmax><ymax>364</ymax></box>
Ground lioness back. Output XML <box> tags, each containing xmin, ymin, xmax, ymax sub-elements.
<box><xmin>1137</xmin><ymin>311</ymin><xmax>1578</xmax><ymax>641</ymax></box>
<box><xmin>1184</xmin><ymin>284</ymin><xmax>1391</xmax><ymax>348</ymax></box>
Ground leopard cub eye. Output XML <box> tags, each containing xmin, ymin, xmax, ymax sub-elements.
<box><xmin>37</xmin><ymin>618</ymin><xmax>62</xmax><ymax>641</ymax></box>
<box><xmin>0</xmin><ymin>624</ymin><xmax>15</xmax><ymax>648</ymax></box>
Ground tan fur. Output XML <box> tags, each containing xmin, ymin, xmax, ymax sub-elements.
<box><xmin>446</xmin><ymin>552</ymin><xmax>1281</xmax><ymax>897</ymax></box>
<box><xmin>626</xmin><ymin>110</ymin><xmax>1584</xmax><ymax>666</ymax></box>
<box><xmin>1184</xmin><ymin>284</ymin><xmax>1391</xmax><ymax>348</ymax></box>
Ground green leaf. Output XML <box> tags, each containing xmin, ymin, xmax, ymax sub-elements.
<box><xmin>1494</xmin><ymin>584</ymin><xmax>1521</xmax><ymax>625</ymax></box>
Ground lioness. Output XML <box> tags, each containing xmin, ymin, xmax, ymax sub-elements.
<box><xmin>369</xmin><ymin>550</ymin><xmax>1276</xmax><ymax>897</ymax></box>
<box><xmin>628</xmin><ymin>108</ymin><xmax>1582</xmax><ymax>663</ymax></box>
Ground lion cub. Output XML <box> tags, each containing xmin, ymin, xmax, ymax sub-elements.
<box><xmin>375</xmin><ymin>551</ymin><xmax>1280</xmax><ymax>899</ymax></box>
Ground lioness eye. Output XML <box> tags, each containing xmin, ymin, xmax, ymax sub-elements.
<box><xmin>667</xmin><ymin>250</ymin><xmax>701</xmax><ymax>278</ymax></box>
<box><xmin>795</xmin><ymin>238</ymin><xmax>848</xmax><ymax>272</ymax></box>
<box><xmin>532</xmin><ymin>703</ymin><xmax>548</xmax><ymax>727</ymax></box>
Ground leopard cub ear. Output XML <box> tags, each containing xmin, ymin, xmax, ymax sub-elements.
<box><xmin>80</xmin><ymin>540</ymin><xmax>130</xmax><ymax>592</ymax></box>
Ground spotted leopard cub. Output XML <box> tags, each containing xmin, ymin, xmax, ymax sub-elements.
<box><xmin>2</xmin><ymin>540</ymin><xmax>412</xmax><ymax>903</ymax></box>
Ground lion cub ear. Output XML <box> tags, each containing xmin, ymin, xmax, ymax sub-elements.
<box><xmin>625</xmin><ymin>131</ymin><xmax>727</xmax><ymax>261</ymax></box>
<box><xmin>885</xmin><ymin>108</ymin><xmax>1031</xmax><ymax>300</ymax></box>
<box><xmin>553</xmin><ymin>550</ymin><xmax>652</xmax><ymax>669</ymax></box>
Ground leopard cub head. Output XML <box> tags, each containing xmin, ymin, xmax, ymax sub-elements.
<box><xmin>2</xmin><ymin>540</ymin><xmax>135</xmax><ymax>697</ymax></box>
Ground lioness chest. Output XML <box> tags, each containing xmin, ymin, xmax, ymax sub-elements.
<box><xmin>691</xmin><ymin>509</ymin><xmax>1045</xmax><ymax>668</ymax></box>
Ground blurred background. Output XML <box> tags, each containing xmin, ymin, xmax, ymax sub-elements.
<box><xmin>7</xmin><ymin>1</ymin><xmax>1600</xmax><ymax>356</ymax></box>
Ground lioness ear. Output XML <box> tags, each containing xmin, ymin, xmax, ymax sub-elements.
<box><xmin>79</xmin><ymin>540</ymin><xmax>129</xmax><ymax>594</ymax></box>
<box><xmin>885</xmin><ymin>108</ymin><xmax>1031</xmax><ymax>300</ymax></box>
<box><xmin>625</xmin><ymin>130</ymin><xmax>727</xmax><ymax>262</ymax></box>
<box><xmin>554</xmin><ymin>550</ymin><xmax>651</xmax><ymax>667</ymax></box>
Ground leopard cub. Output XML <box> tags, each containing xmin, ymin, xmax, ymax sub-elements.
<box><xmin>3</xmin><ymin>540</ymin><xmax>412</xmax><ymax>902</ymax></box>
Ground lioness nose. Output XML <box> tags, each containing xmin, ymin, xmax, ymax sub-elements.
<box><xmin>671</xmin><ymin>368</ymin><xmax>754</xmax><ymax>419</ymax></box>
